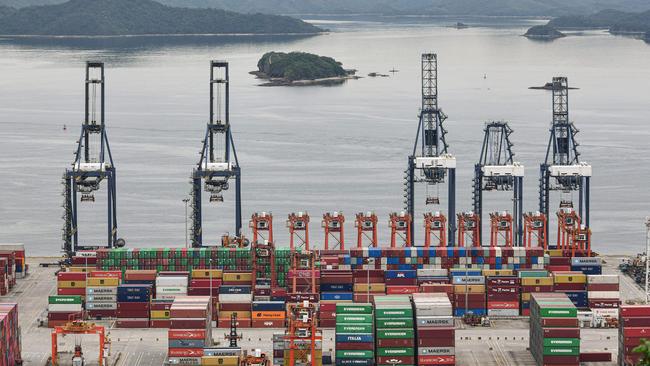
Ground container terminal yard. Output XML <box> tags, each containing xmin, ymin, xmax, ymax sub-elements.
<box><xmin>0</xmin><ymin>54</ymin><xmax>649</xmax><ymax>366</ymax></box>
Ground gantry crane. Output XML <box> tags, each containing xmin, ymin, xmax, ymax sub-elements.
<box><xmin>251</xmin><ymin>239</ymin><xmax>276</xmax><ymax>299</ymax></box>
<box><xmin>538</xmin><ymin>77</ymin><xmax>591</xmax><ymax>250</ymax></box>
<box><xmin>285</xmin><ymin>302</ymin><xmax>321</xmax><ymax>366</ymax></box>
<box><xmin>424</xmin><ymin>212</ymin><xmax>447</xmax><ymax>247</ymax></box>
<box><xmin>289</xmin><ymin>250</ymin><xmax>318</xmax><ymax>302</ymax></box>
<box><xmin>389</xmin><ymin>212</ymin><xmax>412</xmax><ymax>247</ymax></box>
<box><xmin>287</xmin><ymin>212</ymin><xmax>310</xmax><ymax>251</ymax></box>
<box><xmin>191</xmin><ymin>61</ymin><xmax>242</xmax><ymax>247</ymax></box>
<box><xmin>355</xmin><ymin>212</ymin><xmax>378</xmax><ymax>248</ymax></box>
<box><xmin>405</xmin><ymin>53</ymin><xmax>456</xmax><ymax>245</ymax></box>
<box><xmin>472</xmin><ymin>122</ymin><xmax>524</xmax><ymax>246</ymax></box>
<box><xmin>250</xmin><ymin>212</ymin><xmax>273</xmax><ymax>244</ymax></box>
<box><xmin>523</xmin><ymin>212</ymin><xmax>547</xmax><ymax>248</ymax></box>
<box><xmin>457</xmin><ymin>212</ymin><xmax>480</xmax><ymax>247</ymax></box>
<box><xmin>62</xmin><ymin>62</ymin><xmax>119</xmax><ymax>258</ymax></box>
<box><xmin>51</xmin><ymin>321</ymin><xmax>107</xmax><ymax>366</ymax></box>
<box><xmin>322</xmin><ymin>212</ymin><xmax>345</xmax><ymax>250</ymax></box>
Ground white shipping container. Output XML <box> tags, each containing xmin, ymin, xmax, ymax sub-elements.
<box><xmin>587</xmin><ymin>291</ymin><xmax>620</xmax><ymax>299</ymax></box>
<box><xmin>218</xmin><ymin>293</ymin><xmax>252</xmax><ymax>303</ymax></box>
<box><xmin>157</xmin><ymin>286</ymin><xmax>188</xmax><ymax>294</ymax></box>
<box><xmin>587</xmin><ymin>275</ymin><xmax>619</xmax><ymax>284</ymax></box>
<box><xmin>415</xmin><ymin>316</ymin><xmax>454</xmax><ymax>327</ymax></box>
<box><xmin>487</xmin><ymin>309</ymin><xmax>519</xmax><ymax>317</ymax></box>
<box><xmin>48</xmin><ymin>303</ymin><xmax>83</xmax><ymax>312</ymax></box>
<box><xmin>86</xmin><ymin>286</ymin><xmax>117</xmax><ymax>295</ymax></box>
<box><xmin>86</xmin><ymin>302</ymin><xmax>117</xmax><ymax>310</ymax></box>
<box><xmin>417</xmin><ymin>269</ymin><xmax>448</xmax><ymax>277</ymax></box>
<box><xmin>452</xmin><ymin>276</ymin><xmax>485</xmax><ymax>285</ymax></box>
<box><xmin>156</xmin><ymin>276</ymin><xmax>188</xmax><ymax>287</ymax></box>
<box><xmin>167</xmin><ymin>357</ymin><xmax>202</xmax><ymax>365</ymax></box>
<box><xmin>86</xmin><ymin>294</ymin><xmax>117</xmax><ymax>302</ymax></box>
<box><xmin>411</xmin><ymin>307</ymin><xmax>453</xmax><ymax>317</ymax></box>
<box><xmin>572</xmin><ymin>257</ymin><xmax>602</xmax><ymax>266</ymax></box>
<box><xmin>592</xmin><ymin>308</ymin><xmax>619</xmax><ymax>318</ymax></box>
<box><xmin>418</xmin><ymin>347</ymin><xmax>455</xmax><ymax>356</ymax></box>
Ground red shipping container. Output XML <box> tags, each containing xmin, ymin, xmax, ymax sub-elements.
<box><xmin>353</xmin><ymin>277</ymin><xmax>386</xmax><ymax>284</ymax></box>
<box><xmin>420</xmin><ymin>284</ymin><xmax>453</xmax><ymax>294</ymax></box>
<box><xmin>417</xmin><ymin>327</ymin><xmax>454</xmax><ymax>338</ymax></box>
<box><xmin>89</xmin><ymin>271</ymin><xmax>122</xmax><ymax>279</ymax></box>
<box><xmin>319</xmin><ymin>319</ymin><xmax>336</xmax><ymax>328</ymax></box>
<box><xmin>217</xmin><ymin>318</ymin><xmax>251</xmax><ymax>328</ymax></box>
<box><xmin>487</xmin><ymin>301</ymin><xmax>519</xmax><ymax>309</ymax></box>
<box><xmin>579</xmin><ymin>352</ymin><xmax>611</xmax><ymax>362</ymax></box>
<box><xmin>151</xmin><ymin>302</ymin><xmax>173</xmax><ymax>311</ymax></box>
<box><xmin>541</xmin><ymin>318</ymin><xmax>579</xmax><ymax>327</ymax></box>
<box><xmin>168</xmin><ymin>348</ymin><xmax>204</xmax><ymax>357</ymax></box>
<box><xmin>116</xmin><ymin>319</ymin><xmax>149</xmax><ymax>328</ymax></box>
<box><xmin>521</xmin><ymin>285</ymin><xmax>554</xmax><ymax>292</ymax></box>
<box><xmin>87</xmin><ymin>310</ymin><xmax>117</xmax><ymax>318</ymax></box>
<box><xmin>487</xmin><ymin>277</ymin><xmax>519</xmax><ymax>286</ymax></box>
<box><xmin>417</xmin><ymin>337</ymin><xmax>455</xmax><ymax>348</ymax></box>
<box><xmin>621</xmin><ymin>317</ymin><xmax>650</xmax><ymax>327</ymax></box>
<box><xmin>620</xmin><ymin>305</ymin><xmax>650</xmax><ymax>317</ymax></box>
<box><xmin>48</xmin><ymin>312</ymin><xmax>83</xmax><ymax>321</ymax></box>
<box><xmin>587</xmin><ymin>283</ymin><xmax>619</xmax><ymax>291</ymax></box>
<box><xmin>251</xmin><ymin>319</ymin><xmax>285</xmax><ymax>328</ymax></box>
<box><xmin>169</xmin><ymin>329</ymin><xmax>206</xmax><ymax>340</ymax></box>
<box><xmin>116</xmin><ymin>310</ymin><xmax>149</xmax><ymax>318</ymax></box>
<box><xmin>622</xmin><ymin>327</ymin><xmax>650</xmax><ymax>338</ymax></box>
<box><xmin>171</xmin><ymin>319</ymin><xmax>208</xmax><ymax>329</ymax></box>
<box><xmin>320</xmin><ymin>303</ymin><xmax>336</xmax><ymax>312</ymax></box>
<box><xmin>117</xmin><ymin>302</ymin><xmax>150</xmax><ymax>311</ymax></box>
<box><xmin>57</xmin><ymin>288</ymin><xmax>86</xmax><ymax>296</ymax></box>
<box><xmin>386</xmin><ymin>285</ymin><xmax>418</xmax><ymax>294</ymax></box>
<box><xmin>553</xmin><ymin>283</ymin><xmax>586</xmax><ymax>291</ymax></box>
<box><xmin>336</xmin><ymin>342</ymin><xmax>374</xmax><ymax>350</ymax></box>
<box><xmin>190</xmin><ymin>279</ymin><xmax>223</xmax><ymax>287</ymax></box>
<box><xmin>377</xmin><ymin>356</ymin><xmax>414</xmax><ymax>364</ymax></box>
<box><xmin>377</xmin><ymin>339</ymin><xmax>414</xmax><ymax>347</ymax></box>
<box><xmin>353</xmin><ymin>294</ymin><xmax>382</xmax><ymax>303</ymax></box>
<box><xmin>539</xmin><ymin>355</ymin><xmax>579</xmax><ymax>363</ymax></box>
<box><xmin>418</xmin><ymin>355</ymin><xmax>455</xmax><ymax>365</ymax></box>
<box><xmin>385</xmin><ymin>278</ymin><xmax>417</xmax><ymax>286</ymax></box>
<box><xmin>150</xmin><ymin>320</ymin><xmax>171</xmax><ymax>328</ymax></box>
<box><xmin>219</xmin><ymin>303</ymin><xmax>252</xmax><ymax>311</ymax></box>
<box><xmin>353</xmin><ymin>269</ymin><xmax>384</xmax><ymax>278</ymax></box>
<box><xmin>170</xmin><ymin>308</ymin><xmax>208</xmax><ymax>319</ymax></box>
<box><xmin>543</xmin><ymin>328</ymin><xmax>580</xmax><ymax>338</ymax></box>
<box><xmin>487</xmin><ymin>293</ymin><xmax>519</xmax><ymax>301</ymax></box>
<box><xmin>549</xmin><ymin>257</ymin><xmax>571</xmax><ymax>265</ymax></box>
<box><xmin>588</xmin><ymin>299</ymin><xmax>619</xmax><ymax>308</ymax></box>
<box><xmin>57</xmin><ymin>272</ymin><xmax>87</xmax><ymax>281</ymax></box>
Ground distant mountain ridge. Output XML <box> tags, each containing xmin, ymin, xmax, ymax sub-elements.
<box><xmin>548</xmin><ymin>9</ymin><xmax>650</xmax><ymax>33</ymax></box>
<box><xmin>0</xmin><ymin>0</ymin><xmax>323</xmax><ymax>36</ymax></box>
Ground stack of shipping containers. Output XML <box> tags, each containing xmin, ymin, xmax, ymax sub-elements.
<box><xmin>335</xmin><ymin>303</ymin><xmax>374</xmax><ymax>366</ymax></box>
<box><xmin>587</xmin><ymin>274</ymin><xmax>620</xmax><ymax>320</ymax></box>
<box><xmin>412</xmin><ymin>293</ymin><xmax>455</xmax><ymax>366</ymax></box>
<box><xmin>56</xmin><ymin>271</ymin><xmax>86</xmax><ymax>300</ymax></box>
<box><xmin>47</xmin><ymin>295</ymin><xmax>83</xmax><ymax>327</ymax></box>
<box><xmin>168</xmin><ymin>296</ymin><xmax>212</xmax><ymax>363</ymax></box>
<box><xmin>451</xmin><ymin>274</ymin><xmax>486</xmax><ymax>316</ymax></box>
<box><xmin>219</xmin><ymin>272</ymin><xmax>252</xmax><ymax>328</ymax></box>
<box><xmin>374</xmin><ymin>296</ymin><xmax>415</xmax><ymax>366</ymax></box>
<box><xmin>0</xmin><ymin>303</ymin><xmax>20</xmax><ymax>366</ymax></box>
<box><xmin>385</xmin><ymin>269</ymin><xmax>418</xmax><ymax>295</ymax></box>
<box><xmin>518</xmin><ymin>270</ymin><xmax>552</xmax><ymax>316</ymax></box>
<box><xmin>618</xmin><ymin>305</ymin><xmax>650</xmax><ymax>366</ymax></box>
<box><xmin>0</xmin><ymin>258</ymin><xmax>8</xmax><ymax>296</ymax></box>
<box><xmin>570</xmin><ymin>257</ymin><xmax>602</xmax><ymax>275</ymax></box>
<box><xmin>352</xmin><ymin>269</ymin><xmax>384</xmax><ymax>303</ymax></box>
<box><xmin>190</xmin><ymin>268</ymin><xmax>222</xmax><ymax>321</ymax></box>
<box><xmin>320</xmin><ymin>269</ymin><xmax>354</xmax><ymax>327</ymax></box>
<box><xmin>485</xmin><ymin>273</ymin><xmax>519</xmax><ymax>317</ymax></box>
<box><xmin>252</xmin><ymin>301</ymin><xmax>285</xmax><ymax>328</ymax></box>
<box><xmin>552</xmin><ymin>272</ymin><xmax>588</xmax><ymax>310</ymax></box>
<box><xmin>0</xmin><ymin>251</ymin><xmax>16</xmax><ymax>292</ymax></box>
<box><xmin>116</xmin><ymin>284</ymin><xmax>152</xmax><ymax>328</ymax></box>
<box><xmin>529</xmin><ymin>293</ymin><xmax>580</xmax><ymax>366</ymax></box>
<box><xmin>0</xmin><ymin>244</ymin><xmax>26</xmax><ymax>279</ymax></box>
<box><xmin>273</xmin><ymin>333</ymin><xmax>285</xmax><ymax>366</ymax></box>
<box><xmin>86</xmin><ymin>271</ymin><xmax>120</xmax><ymax>318</ymax></box>
<box><xmin>156</xmin><ymin>273</ymin><xmax>189</xmax><ymax>300</ymax></box>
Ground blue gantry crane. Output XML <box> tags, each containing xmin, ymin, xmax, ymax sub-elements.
<box><xmin>191</xmin><ymin>61</ymin><xmax>242</xmax><ymax>247</ymax></box>
<box><xmin>539</xmin><ymin>77</ymin><xmax>591</xmax><ymax>250</ymax></box>
<box><xmin>405</xmin><ymin>53</ymin><xmax>457</xmax><ymax>246</ymax></box>
<box><xmin>62</xmin><ymin>62</ymin><xmax>118</xmax><ymax>257</ymax></box>
<box><xmin>472</xmin><ymin>122</ymin><xmax>524</xmax><ymax>246</ymax></box>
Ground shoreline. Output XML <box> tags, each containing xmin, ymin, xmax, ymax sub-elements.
<box><xmin>250</xmin><ymin>70</ymin><xmax>361</xmax><ymax>87</ymax></box>
<box><xmin>0</xmin><ymin>31</ymin><xmax>326</xmax><ymax>39</ymax></box>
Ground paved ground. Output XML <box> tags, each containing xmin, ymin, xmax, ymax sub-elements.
<box><xmin>1</xmin><ymin>256</ymin><xmax>645</xmax><ymax>366</ymax></box>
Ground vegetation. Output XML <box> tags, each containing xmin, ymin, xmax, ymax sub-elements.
<box><xmin>547</xmin><ymin>9</ymin><xmax>650</xmax><ymax>33</ymax></box>
<box><xmin>524</xmin><ymin>25</ymin><xmax>566</xmax><ymax>39</ymax></box>
<box><xmin>633</xmin><ymin>339</ymin><xmax>650</xmax><ymax>366</ymax></box>
<box><xmin>0</xmin><ymin>0</ymin><xmax>323</xmax><ymax>36</ymax></box>
<box><xmin>256</xmin><ymin>52</ymin><xmax>347</xmax><ymax>82</ymax></box>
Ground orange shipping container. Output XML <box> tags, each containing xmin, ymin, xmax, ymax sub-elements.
<box><xmin>252</xmin><ymin>311</ymin><xmax>285</xmax><ymax>320</ymax></box>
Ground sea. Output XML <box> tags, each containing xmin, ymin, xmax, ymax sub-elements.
<box><xmin>0</xmin><ymin>16</ymin><xmax>648</xmax><ymax>255</ymax></box>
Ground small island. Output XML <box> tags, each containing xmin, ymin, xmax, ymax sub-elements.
<box><xmin>251</xmin><ymin>52</ymin><xmax>359</xmax><ymax>86</ymax></box>
<box><xmin>524</xmin><ymin>25</ymin><xmax>566</xmax><ymax>40</ymax></box>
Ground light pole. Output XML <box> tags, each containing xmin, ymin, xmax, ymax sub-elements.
<box><xmin>645</xmin><ymin>217</ymin><xmax>650</xmax><ymax>304</ymax></box>
<box><xmin>183</xmin><ymin>198</ymin><xmax>190</xmax><ymax>248</ymax></box>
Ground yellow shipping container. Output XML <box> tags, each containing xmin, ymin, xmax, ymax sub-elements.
<box><xmin>150</xmin><ymin>310</ymin><xmax>170</xmax><ymax>319</ymax></box>
<box><xmin>222</xmin><ymin>272</ymin><xmax>252</xmax><ymax>282</ymax></box>
<box><xmin>453</xmin><ymin>285</ymin><xmax>486</xmax><ymax>294</ymax></box>
<box><xmin>353</xmin><ymin>283</ymin><xmax>386</xmax><ymax>292</ymax></box>
<box><xmin>68</xmin><ymin>267</ymin><xmax>90</xmax><ymax>273</ymax></box>
<box><xmin>202</xmin><ymin>356</ymin><xmax>240</xmax><ymax>366</ymax></box>
<box><xmin>87</xmin><ymin>277</ymin><xmax>120</xmax><ymax>287</ymax></box>
<box><xmin>482</xmin><ymin>269</ymin><xmax>514</xmax><ymax>277</ymax></box>
<box><xmin>192</xmin><ymin>269</ymin><xmax>223</xmax><ymax>279</ymax></box>
<box><xmin>219</xmin><ymin>311</ymin><xmax>252</xmax><ymax>319</ymax></box>
<box><xmin>521</xmin><ymin>277</ymin><xmax>553</xmax><ymax>286</ymax></box>
<box><xmin>522</xmin><ymin>293</ymin><xmax>531</xmax><ymax>301</ymax></box>
<box><xmin>545</xmin><ymin>249</ymin><xmax>564</xmax><ymax>257</ymax></box>
<box><xmin>252</xmin><ymin>311</ymin><xmax>285</xmax><ymax>319</ymax></box>
<box><xmin>57</xmin><ymin>281</ymin><xmax>86</xmax><ymax>289</ymax></box>
<box><xmin>284</xmin><ymin>350</ymin><xmax>322</xmax><ymax>366</ymax></box>
<box><xmin>553</xmin><ymin>273</ymin><xmax>586</xmax><ymax>284</ymax></box>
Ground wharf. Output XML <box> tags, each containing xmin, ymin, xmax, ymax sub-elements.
<box><xmin>2</xmin><ymin>255</ymin><xmax>644</xmax><ymax>366</ymax></box>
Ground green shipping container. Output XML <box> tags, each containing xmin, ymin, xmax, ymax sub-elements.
<box><xmin>335</xmin><ymin>350</ymin><xmax>374</xmax><ymax>359</ymax></box>
<box><xmin>375</xmin><ymin>308</ymin><xmax>413</xmax><ymax>318</ymax></box>
<box><xmin>376</xmin><ymin>329</ymin><xmax>414</xmax><ymax>339</ymax></box>
<box><xmin>49</xmin><ymin>295</ymin><xmax>82</xmax><ymax>304</ymax></box>
<box><xmin>336</xmin><ymin>323</ymin><xmax>373</xmax><ymax>333</ymax></box>
<box><xmin>542</xmin><ymin>347</ymin><xmax>580</xmax><ymax>356</ymax></box>
<box><xmin>539</xmin><ymin>308</ymin><xmax>577</xmax><ymax>318</ymax></box>
<box><xmin>376</xmin><ymin>318</ymin><xmax>413</xmax><ymax>328</ymax></box>
<box><xmin>336</xmin><ymin>314</ymin><xmax>373</xmax><ymax>324</ymax></box>
<box><xmin>377</xmin><ymin>348</ymin><xmax>414</xmax><ymax>357</ymax></box>
<box><xmin>336</xmin><ymin>303</ymin><xmax>373</xmax><ymax>314</ymax></box>
<box><xmin>543</xmin><ymin>338</ymin><xmax>580</xmax><ymax>347</ymax></box>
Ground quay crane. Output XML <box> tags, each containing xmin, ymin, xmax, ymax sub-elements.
<box><xmin>538</xmin><ymin>77</ymin><xmax>591</xmax><ymax>255</ymax></box>
<box><xmin>405</xmin><ymin>53</ymin><xmax>457</xmax><ymax>246</ymax></box>
<box><xmin>472</xmin><ymin>122</ymin><xmax>524</xmax><ymax>246</ymax></box>
<box><xmin>191</xmin><ymin>61</ymin><xmax>242</xmax><ymax>247</ymax></box>
<box><xmin>62</xmin><ymin>62</ymin><xmax>120</xmax><ymax>258</ymax></box>
<box><xmin>355</xmin><ymin>212</ymin><xmax>378</xmax><ymax>248</ymax></box>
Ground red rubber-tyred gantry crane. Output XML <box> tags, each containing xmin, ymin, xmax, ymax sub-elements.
<box><xmin>424</xmin><ymin>212</ymin><xmax>447</xmax><ymax>247</ymax></box>
<box><xmin>322</xmin><ymin>212</ymin><xmax>345</xmax><ymax>250</ymax></box>
<box><xmin>287</xmin><ymin>212</ymin><xmax>310</xmax><ymax>251</ymax></box>
<box><xmin>523</xmin><ymin>212</ymin><xmax>547</xmax><ymax>248</ymax></box>
<box><xmin>355</xmin><ymin>212</ymin><xmax>378</xmax><ymax>248</ymax></box>
<box><xmin>489</xmin><ymin>211</ymin><xmax>514</xmax><ymax>247</ymax></box>
<box><xmin>51</xmin><ymin>321</ymin><xmax>108</xmax><ymax>366</ymax></box>
<box><xmin>457</xmin><ymin>212</ymin><xmax>480</xmax><ymax>247</ymax></box>
<box><xmin>250</xmin><ymin>212</ymin><xmax>273</xmax><ymax>244</ymax></box>
<box><xmin>389</xmin><ymin>212</ymin><xmax>412</xmax><ymax>247</ymax></box>
<box><xmin>285</xmin><ymin>301</ymin><xmax>322</xmax><ymax>366</ymax></box>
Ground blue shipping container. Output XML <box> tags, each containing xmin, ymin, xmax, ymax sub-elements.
<box><xmin>321</xmin><ymin>293</ymin><xmax>353</xmax><ymax>301</ymax></box>
<box><xmin>336</xmin><ymin>334</ymin><xmax>374</xmax><ymax>343</ymax></box>
<box><xmin>252</xmin><ymin>301</ymin><xmax>286</xmax><ymax>311</ymax></box>
<box><xmin>219</xmin><ymin>286</ymin><xmax>252</xmax><ymax>294</ymax></box>
<box><xmin>336</xmin><ymin>359</ymin><xmax>375</xmax><ymax>366</ymax></box>
<box><xmin>385</xmin><ymin>270</ymin><xmax>416</xmax><ymax>279</ymax></box>
<box><xmin>321</xmin><ymin>284</ymin><xmax>353</xmax><ymax>292</ymax></box>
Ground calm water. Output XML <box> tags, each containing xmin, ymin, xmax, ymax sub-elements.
<box><xmin>0</xmin><ymin>17</ymin><xmax>649</xmax><ymax>255</ymax></box>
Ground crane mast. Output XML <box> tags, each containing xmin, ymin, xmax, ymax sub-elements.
<box><xmin>191</xmin><ymin>61</ymin><xmax>242</xmax><ymax>247</ymax></box>
<box><xmin>62</xmin><ymin>61</ymin><xmax>118</xmax><ymax>257</ymax></box>
<box><xmin>405</xmin><ymin>53</ymin><xmax>456</xmax><ymax>245</ymax></box>
<box><xmin>539</xmin><ymin>77</ymin><xmax>591</xmax><ymax>252</ymax></box>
